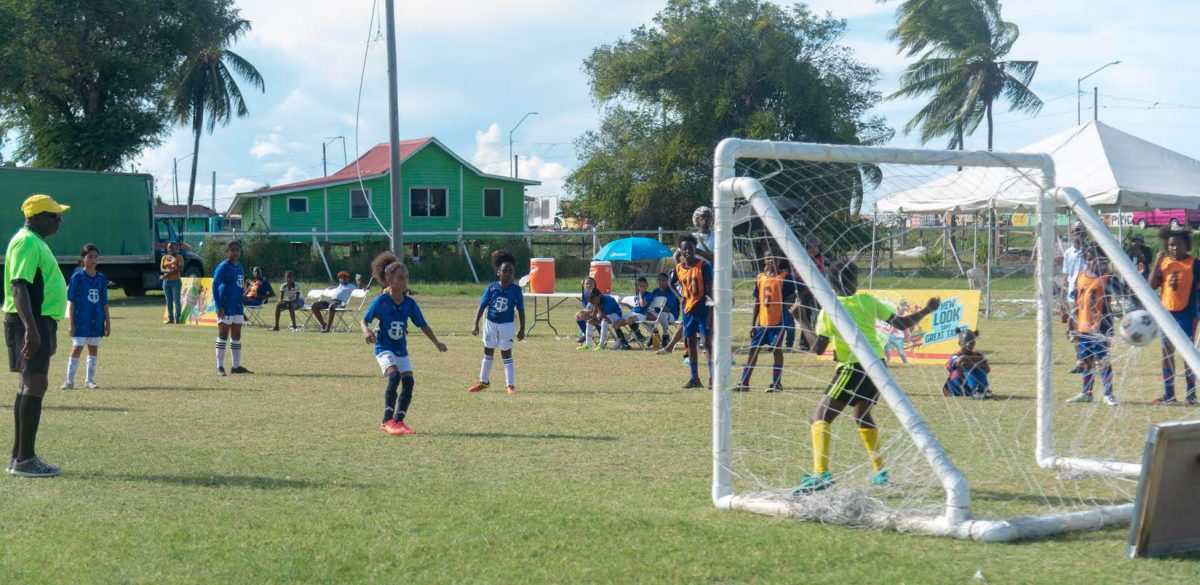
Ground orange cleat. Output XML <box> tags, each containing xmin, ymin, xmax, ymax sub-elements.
<box><xmin>506</xmin><ymin>385</ymin><xmax>516</xmax><ymax>394</ymax></box>
<box><xmin>381</xmin><ymin>420</ymin><xmax>405</xmax><ymax>436</ymax></box>
<box><xmin>468</xmin><ymin>380</ymin><xmax>490</xmax><ymax>393</ymax></box>
<box><xmin>393</xmin><ymin>421</ymin><xmax>416</xmax><ymax>435</ymax></box>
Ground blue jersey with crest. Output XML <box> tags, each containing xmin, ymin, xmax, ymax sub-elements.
<box><xmin>212</xmin><ymin>259</ymin><xmax>245</xmax><ymax>316</ymax></box>
<box><xmin>363</xmin><ymin>292</ymin><xmax>428</xmax><ymax>357</ymax></box>
<box><xmin>650</xmin><ymin>288</ymin><xmax>680</xmax><ymax>318</ymax></box>
<box><xmin>479</xmin><ymin>281</ymin><xmax>524</xmax><ymax>324</ymax></box>
<box><xmin>68</xmin><ymin>268</ymin><xmax>108</xmax><ymax>338</ymax></box>
<box><xmin>630</xmin><ymin>291</ymin><xmax>653</xmax><ymax>315</ymax></box>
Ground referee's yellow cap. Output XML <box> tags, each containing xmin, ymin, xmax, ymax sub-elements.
<box><xmin>21</xmin><ymin>194</ymin><xmax>70</xmax><ymax>218</ymax></box>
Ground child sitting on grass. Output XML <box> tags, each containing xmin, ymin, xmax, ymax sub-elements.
<box><xmin>942</xmin><ymin>328</ymin><xmax>993</xmax><ymax>399</ymax></box>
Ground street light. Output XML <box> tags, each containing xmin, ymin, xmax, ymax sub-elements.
<box><xmin>322</xmin><ymin>136</ymin><xmax>347</xmax><ymax>176</ymax></box>
<box><xmin>509</xmin><ymin>111</ymin><xmax>539</xmax><ymax>178</ymax></box>
<box><xmin>1078</xmin><ymin>60</ymin><xmax>1121</xmax><ymax>125</ymax></box>
<box><xmin>173</xmin><ymin>152</ymin><xmax>194</xmax><ymax>205</ymax></box>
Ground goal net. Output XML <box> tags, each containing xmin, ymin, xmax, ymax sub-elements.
<box><xmin>710</xmin><ymin>139</ymin><xmax>1200</xmax><ymax>540</ymax></box>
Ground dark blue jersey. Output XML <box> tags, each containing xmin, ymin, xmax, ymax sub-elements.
<box><xmin>479</xmin><ymin>281</ymin><xmax>524</xmax><ymax>324</ymax></box>
<box><xmin>594</xmin><ymin>294</ymin><xmax>622</xmax><ymax>317</ymax></box>
<box><xmin>630</xmin><ymin>290</ymin><xmax>653</xmax><ymax>315</ymax></box>
<box><xmin>212</xmin><ymin>260</ymin><xmax>245</xmax><ymax>316</ymax></box>
<box><xmin>68</xmin><ymin>269</ymin><xmax>108</xmax><ymax>337</ymax></box>
<box><xmin>363</xmin><ymin>292</ymin><xmax>428</xmax><ymax>357</ymax></box>
<box><xmin>650</xmin><ymin>287</ymin><xmax>680</xmax><ymax>318</ymax></box>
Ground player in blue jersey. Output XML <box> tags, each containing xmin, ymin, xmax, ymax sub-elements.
<box><xmin>470</xmin><ymin>250</ymin><xmax>526</xmax><ymax>394</ymax></box>
<box><xmin>362</xmin><ymin>254</ymin><xmax>447</xmax><ymax>435</ymax></box>
<box><xmin>211</xmin><ymin>240</ymin><xmax>251</xmax><ymax>376</ymax></box>
<box><xmin>582</xmin><ymin>288</ymin><xmax>633</xmax><ymax>350</ymax></box>
<box><xmin>61</xmin><ymin>244</ymin><xmax>110</xmax><ymax>390</ymax></box>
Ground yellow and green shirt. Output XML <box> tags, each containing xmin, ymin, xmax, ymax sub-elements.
<box><xmin>815</xmin><ymin>293</ymin><xmax>895</xmax><ymax>363</ymax></box>
<box><xmin>3</xmin><ymin>227</ymin><xmax>68</xmax><ymax>320</ymax></box>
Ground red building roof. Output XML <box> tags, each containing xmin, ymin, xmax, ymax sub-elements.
<box><xmin>252</xmin><ymin>138</ymin><xmax>433</xmax><ymax>195</ymax></box>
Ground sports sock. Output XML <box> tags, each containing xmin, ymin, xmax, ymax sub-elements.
<box><xmin>230</xmin><ymin>341</ymin><xmax>242</xmax><ymax>369</ymax></box>
<box><xmin>11</xmin><ymin>393</ymin><xmax>20</xmax><ymax>460</ymax></box>
<box><xmin>584</xmin><ymin>323</ymin><xmax>596</xmax><ymax>347</ymax></box>
<box><xmin>480</xmin><ymin>355</ymin><xmax>494</xmax><ymax>384</ymax></box>
<box><xmin>811</xmin><ymin>421</ymin><xmax>831</xmax><ymax>474</ymax></box>
<box><xmin>396</xmin><ymin>376</ymin><xmax>415</xmax><ymax>421</ymax></box>
<box><xmin>599</xmin><ymin>321</ymin><xmax>610</xmax><ymax>345</ymax></box>
<box><xmin>615</xmin><ymin>329</ymin><xmax>628</xmax><ymax>344</ymax></box>
<box><xmin>1100</xmin><ymin>365</ymin><xmax>1114</xmax><ymax>397</ymax></box>
<box><xmin>858</xmin><ymin>426</ymin><xmax>884</xmax><ymax>473</ymax></box>
<box><xmin>689</xmin><ymin>348</ymin><xmax>699</xmax><ymax>380</ymax></box>
<box><xmin>65</xmin><ymin>356</ymin><xmax>79</xmax><ymax>385</ymax></box>
<box><xmin>740</xmin><ymin>363</ymin><xmax>752</xmax><ymax>385</ymax></box>
<box><xmin>1186</xmin><ymin>369</ymin><xmax>1196</xmax><ymax>398</ymax></box>
<box><xmin>1080</xmin><ymin>370</ymin><xmax>1094</xmax><ymax>395</ymax></box>
<box><xmin>17</xmin><ymin>394</ymin><xmax>43</xmax><ymax>461</ymax></box>
<box><xmin>503</xmin><ymin>357</ymin><xmax>515</xmax><ymax>386</ymax></box>
<box><xmin>215</xmin><ymin>338</ymin><xmax>227</xmax><ymax>369</ymax></box>
<box><xmin>85</xmin><ymin>355</ymin><xmax>97</xmax><ymax>383</ymax></box>
<box><xmin>772</xmin><ymin>364</ymin><xmax>783</xmax><ymax>386</ymax></box>
<box><xmin>576</xmin><ymin>319</ymin><xmax>587</xmax><ymax>335</ymax></box>
<box><xmin>383</xmin><ymin>371</ymin><xmax>401</xmax><ymax>423</ymax></box>
<box><xmin>1162</xmin><ymin>368</ymin><xmax>1175</xmax><ymax>398</ymax></box>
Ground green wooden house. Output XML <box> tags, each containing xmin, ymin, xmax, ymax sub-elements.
<box><xmin>228</xmin><ymin>137</ymin><xmax>539</xmax><ymax>244</ymax></box>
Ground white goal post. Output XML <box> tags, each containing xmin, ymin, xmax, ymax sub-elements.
<box><xmin>709</xmin><ymin>138</ymin><xmax>1200</xmax><ymax>541</ymax></box>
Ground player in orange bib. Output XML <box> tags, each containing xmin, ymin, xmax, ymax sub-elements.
<box><xmin>735</xmin><ymin>250</ymin><xmax>795</xmax><ymax>392</ymax></box>
<box><xmin>668</xmin><ymin>235</ymin><xmax>713</xmax><ymax>389</ymax></box>
<box><xmin>1066</xmin><ymin>246</ymin><xmax>1122</xmax><ymax>406</ymax></box>
<box><xmin>1147</xmin><ymin>228</ymin><xmax>1200</xmax><ymax>405</ymax></box>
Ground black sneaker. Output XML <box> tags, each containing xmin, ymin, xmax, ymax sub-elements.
<box><xmin>230</xmin><ymin>366</ymin><xmax>254</xmax><ymax>375</ymax></box>
<box><xmin>217</xmin><ymin>367</ymin><xmax>227</xmax><ymax>377</ymax></box>
<box><xmin>682</xmin><ymin>378</ymin><xmax>704</xmax><ymax>389</ymax></box>
<box><xmin>766</xmin><ymin>382</ymin><xmax>784</xmax><ymax>393</ymax></box>
<box><xmin>9</xmin><ymin>455</ymin><xmax>61</xmax><ymax>477</ymax></box>
<box><xmin>1068</xmin><ymin>365</ymin><xmax>1084</xmax><ymax>374</ymax></box>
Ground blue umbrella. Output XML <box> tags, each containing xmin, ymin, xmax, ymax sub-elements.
<box><xmin>592</xmin><ymin>237</ymin><xmax>673</xmax><ymax>262</ymax></box>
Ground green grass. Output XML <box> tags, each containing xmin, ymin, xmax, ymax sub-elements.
<box><xmin>0</xmin><ymin>286</ymin><xmax>1197</xmax><ymax>584</ymax></box>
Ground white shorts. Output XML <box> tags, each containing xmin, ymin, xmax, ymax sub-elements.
<box><xmin>603</xmin><ymin>312</ymin><xmax>622</xmax><ymax>324</ymax></box>
<box><xmin>71</xmin><ymin>336</ymin><xmax>101</xmax><ymax>347</ymax></box>
<box><xmin>218</xmin><ymin>315</ymin><xmax>246</xmax><ymax>325</ymax></box>
<box><xmin>375</xmin><ymin>351</ymin><xmax>413</xmax><ymax>375</ymax></box>
<box><xmin>655</xmin><ymin>313</ymin><xmax>677</xmax><ymax>326</ymax></box>
<box><xmin>482</xmin><ymin>320</ymin><xmax>517</xmax><ymax>351</ymax></box>
<box><xmin>626</xmin><ymin>312</ymin><xmax>650</xmax><ymax>323</ymax></box>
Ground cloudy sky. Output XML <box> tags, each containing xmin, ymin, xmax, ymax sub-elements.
<box><xmin>54</xmin><ymin>1</ymin><xmax>1200</xmax><ymax>213</ymax></box>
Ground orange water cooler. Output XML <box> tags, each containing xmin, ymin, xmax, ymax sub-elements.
<box><xmin>529</xmin><ymin>258</ymin><xmax>556</xmax><ymax>293</ymax></box>
<box><xmin>589</xmin><ymin>260</ymin><xmax>613</xmax><ymax>294</ymax></box>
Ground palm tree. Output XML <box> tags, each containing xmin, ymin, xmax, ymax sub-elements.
<box><xmin>168</xmin><ymin>7</ymin><xmax>264</xmax><ymax>223</ymax></box>
<box><xmin>885</xmin><ymin>0</ymin><xmax>1042</xmax><ymax>150</ymax></box>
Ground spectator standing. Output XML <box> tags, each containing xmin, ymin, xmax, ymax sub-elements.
<box><xmin>161</xmin><ymin>242</ymin><xmax>183</xmax><ymax>324</ymax></box>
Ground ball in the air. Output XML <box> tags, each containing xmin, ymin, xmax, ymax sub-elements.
<box><xmin>1119</xmin><ymin>310</ymin><xmax>1159</xmax><ymax>347</ymax></box>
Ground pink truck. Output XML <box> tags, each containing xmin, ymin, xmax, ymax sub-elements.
<box><xmin>1130</xmin><ymin>209</ymin><xmax>1200</xmax><ymax>229</ymax></box>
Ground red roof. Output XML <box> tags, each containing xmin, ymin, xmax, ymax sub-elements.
<box><xmin>253</xmin><ymin>138</ymin><xmax>432</xmax><ymax>195</ymax></box>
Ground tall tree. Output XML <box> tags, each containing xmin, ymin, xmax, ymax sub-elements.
<box><xmin>885</xmin><ymin>0</ymin><xmax>1043</xmax><ymax>150</ymax></box>
<box><xmin>167</xmin><ymin>1</ymin><xmax>263</xmax><ymax>214</ymax></box>
<box><xmin>0</xmin><ymin>0</ymin><xmax>193</xmax><ymax>169</ymax></box>
<box><xmin>567</xmin><ymin>0</ymin><xmax>889</xmax><ymax>229</ymax></box>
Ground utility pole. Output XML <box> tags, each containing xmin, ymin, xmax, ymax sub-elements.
<box><xmin>211</xmin><ymin>171</ymin><xmax>217</xmax><ymax>231</ymax></box>
<box><xmin>322</xmin><ymin>136</ymin><xmax>347</xmax><ymax>177</ymax></box>
<box><xmin>1077</xmin><ymin>60</ymin><xmax>1121</xmax><ymax>125</ymax></box>
<box><xmin>384</xmin><ymin>0</ymin><xmax>404</xmax><ymax>259</ymax></box>
<box><xmin>1094</xmin><ymin>87</ymin><xmax>1098</xmax><ymax>122</ymax></box>
<box><xmin>322</xmin><ymin>142</ymin><xmax>327</xmax><ymax>177</ymax></box>
<box><xmin>172</xmin><ymin>157</ymin><xmax>179</xmax><ymax>205</ymax></box>
<box><xmin>509</xmin><ymin>111</ymin><xmax>538</xmax><ymax>177</ymax></box>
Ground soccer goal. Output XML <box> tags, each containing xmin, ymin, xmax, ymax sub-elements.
<box><xmin>710</xmin><ymin>139</ymin><xmax>1200</xmax><ymax>541</ymax></box>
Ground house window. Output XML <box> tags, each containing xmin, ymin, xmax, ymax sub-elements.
<box><xmin>287</xmin><ymin>197</ymin><xmax>308</xmax><ymax>213</ymax></box>
<box><xmin>410</xmin><ymin>187</ymin><xmax>448</xmax><ymax>217</ymax></box>
<box><xmin>484</xmin><ymin>188</ymin><xmax>502</xmax><ymax>217</ymax></box>
<box><xmin>350</xmin><ymin>189</ymin><xmax>371</xmax><ymax>219</ymax></box>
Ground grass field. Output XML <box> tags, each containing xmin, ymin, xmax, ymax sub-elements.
<box><xmin>1</xmin><ymin>280</ymin><xmax>1198</xmax><ymax>584</ymax></box>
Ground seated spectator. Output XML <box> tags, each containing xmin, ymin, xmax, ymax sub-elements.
<box><xmin>648</xmin><ymin>272</ymin><xmax>680</xmax><ymax>349</ymax></box>
<box><xmin>623</xmin><ymin>276</ymin><xmax>654</xmax><ymax>345</ymax></box>
<box><xmin>272</xmin><ymin>270</ymin><xmax>302</xmax><ymax>331</ymax></box>
<box><xmin>943</xmin><ymin>328</ymin><xmax>993</xmax><ymax>399</ymax></box>
<box><xmin>579</xmin><ymin>288</ymin><xmax>632</xmax><ymax>350</ymax></box>
<box><xmin>311</xmin><ymin>271</ymin><xmax>356</xmax><ymax>332</ymax></box>
<box><xmin>243</xmin><ymin>266</ymin><xmax>274</xmax><ymax>307</ymax></box>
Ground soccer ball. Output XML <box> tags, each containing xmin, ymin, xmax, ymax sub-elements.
<box><xmin>1119</xmin><ymin>310</ymin><xmax>1159</xmax><ymax>347</ymax></box>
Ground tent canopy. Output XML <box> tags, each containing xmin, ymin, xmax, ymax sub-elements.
<box><xmin>875</xmin><ymin>121</ymin><xmax>1200</xmax><ymax>214</ymax></box>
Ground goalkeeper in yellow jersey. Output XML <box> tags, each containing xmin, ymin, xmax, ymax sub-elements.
<box><xmin>794</xmin><ymin>261</ymin><xmax>939</xmax><ymax>495</ymax></box>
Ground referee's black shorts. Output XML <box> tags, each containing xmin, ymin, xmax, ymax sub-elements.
<box><xmin>5</xmin><ymin>313</ymin><xmax>58</xmax><ymax>375</ymax></box>
<box><xmin>825</xmin><ymin>362</ymin><xmax>879</xmax><ymax>407</ymax></box>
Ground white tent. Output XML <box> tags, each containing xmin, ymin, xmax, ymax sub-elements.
<box><xmin>875</xmin><ymin>120</ymin><xmax>1200</xmax><ymax>213</ymax></box>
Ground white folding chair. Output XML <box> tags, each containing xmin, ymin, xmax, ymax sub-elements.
<box><xmin>298</xmin><ymin>289</ymin><xmax>327</xmax><ymax>331</ymax></box>
<box><xmin>243</xmin><ymin>304</ymin><xmax>267</xmax><ymax>327</ymax></box>
<box><xmin>332</xmin><ymin>288</ymin><xmax>369</xmax><ymax>332</ymax></box>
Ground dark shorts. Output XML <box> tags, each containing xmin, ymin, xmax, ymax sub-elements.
<box><xmin>5</xmin><ymin>313</ymin><xmax>58</xmax><ymax>375</ymax></box>
<box><xmin>278</xmin><ymin>299</ymin><xmax>302</xmax><ymax>310</ymax></box>
<box><xmin>1163</xmin><ymin>311</ymin><xmax>1197</xmax><ymax>347</ymax></box>
<box><xmin>825</xmin><ymin>362</ymin><xmax>879</xmax><ymax>407</ymax></box>
<box><xmin>682</xmin><ymin>305</ymin><xmax>710</xmax><ymax>337</ymax></box>
<box><xmin>1076</xmin><ymin>335</ymin><xmax>1110</xmax><ymax>361</ymax></box>
<box><xmin>750</xmin><ymin>326</ymin><xmax>784</xmax><ymax>348</ymax></box>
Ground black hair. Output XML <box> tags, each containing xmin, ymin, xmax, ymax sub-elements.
<box><xmin>657</xmin><ymin>272</ymin><xmax>669</xmax><ymax>279</ymax></box>
<box><xmin>225</xmin><ymin>239</ymin><xmax>241</xmax><ymax>251</ymax></box>
<box><xmin>371</xmin><ymin>251</ymin><xmax>400</xmax><ymax>284</ymax></box>
<box><xmin>1083</xmin><ymin>244</ymin><xmax>1107</xmax><ymax>261</ymax></box>
<box><xmin>1159</xmin><ymin>227</ymin><xmax>1192</xmax><ymax>250</ymax></box>
<box><xmin>491</xmin><ymin>249</ymin><xmax>516</xmax><ymax>269</ymax></box>
<box><xmin>284</xmin><ymin>270</ymin><xmax>294</xmax><ymax>277</ymax></box>
<box><xmin>828</xmin><ymin>261</ymin><xmax>858</xmax><ymax>295</ymax></box>
<box><xmin>79</xmin><ymin>243</ymin><xmax>99</xmax><ymax>264</ymax></box>
<box><xmin>636</xmin><ymin>276</ymin><xmax>648</xmax><ymax>285</ymax></box>
<box><xmin>588</xmin><ymin>287</ymin><xmax>604</xmax><ymax>300</ymax></box>
<box><xmin>958</xmin><ymin>327</ymin><xmax>979</xmax><ymax>342</ymax></box>
<box><xmin>678</xmin><ymin>234</ymin><xmax>698</xmax><ymax>248</ymax></box>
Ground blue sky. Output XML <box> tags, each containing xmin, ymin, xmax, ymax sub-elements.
<box><xmin>38</xmin><ymin>1</ymin><xmax>1200</xmax><ymax>213</ymax></box>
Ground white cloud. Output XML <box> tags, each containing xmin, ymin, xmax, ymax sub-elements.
<box><xmin>249</xmin><ymin>134</ymin><xmax>285</xmax><ymax>158</ymax></box>
<box><xmin>277</xmin><ymin>166</ymin><xmax>310</xmax><ymax>186</ymax></box>
<box><xmin>472</xmin><ymin>123</ymin><xmax>508</xmax><ymax>176</ymax></box>
<box><xmin>471</xmin><ymin>122</ymin><xmax>568</xmax><ymax>196</ymax></box>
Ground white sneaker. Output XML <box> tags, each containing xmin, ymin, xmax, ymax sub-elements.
<box><xmin>1102</xmin><ymin>395</ymin><xmax>1119</xmax><ymax>406</ymax></box>
<box><xmin>85</xmin><ymin>381</ymin><xmax>100</xmax><ymax>390</ymax></box>
<box><xmin>1065</xmin><ymin>393</ymin><xmax>1092</xmax><ymax>404</ymax></box>
<box><xmin>60</xmin><ymin>382</ymin><xmax>74</xmax><ymax>390</ymax></box>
